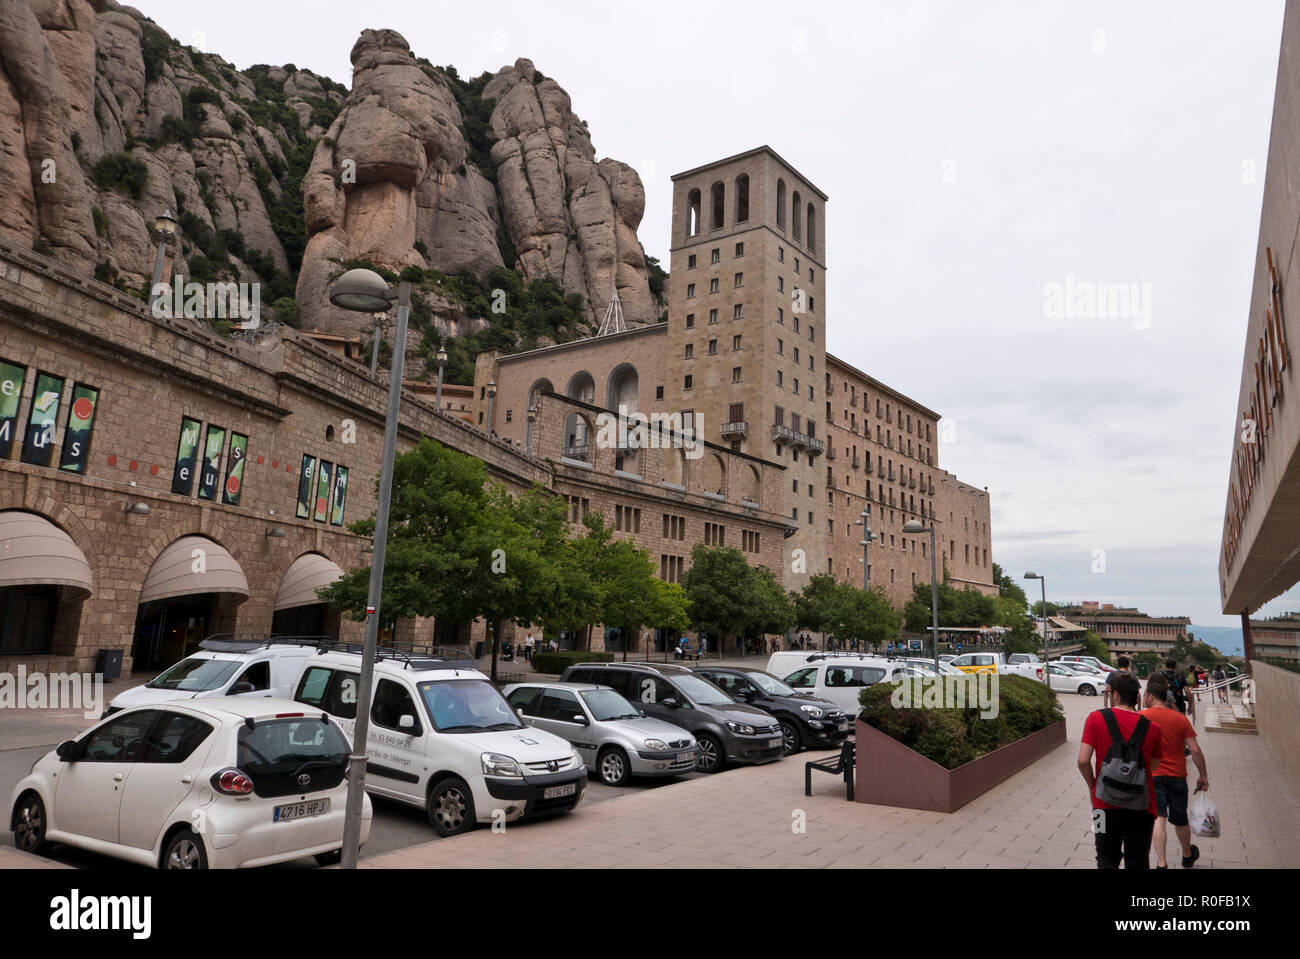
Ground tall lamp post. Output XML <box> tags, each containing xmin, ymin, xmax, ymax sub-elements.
<box><xmin>148</xmin><ymin>209</ymin><xmax>177</xmax><ymax>316</ymax></box>
<box><xmin>435</xmin><ymin>346</ymin><xmax>448</xmax><ymax>408</ymax></box>
<box><xmin>853</xmin><ymin>509</ymin><xmax>874</xmax><ymax>650</ymax></box>
<box><xmin>328</xmin><ymin>268</ymin><xmax>411</xmax><ymax>870</ymax></box>
<box><xmin>525</xmin><ymin>405</ymin><xmax>537</xmax><ymax>454</ymax></box>
<box><xmin>485</xmin><ymin>379</ymin><xmax>497</xmax><ymax>437</ymax></box>
<box><xmin>1024</xmin><ymin>572</ymin><xmax>1048</xmax><ymax>680</ymax></box>
<box><xmin>903</xmin><ymin>519</ymin><xmax>939</xmax><ymax>675</ymax></box>
<box><xmin>368</xmin><ymin>314</ymin><xmax>383</xmax><ymax>375</ymax></box>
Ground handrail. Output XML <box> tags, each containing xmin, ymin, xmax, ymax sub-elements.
<box><xmin>1188</xmin><ymin>673</ymin><xmax>1249</xmax><ymax>697</ymax></box>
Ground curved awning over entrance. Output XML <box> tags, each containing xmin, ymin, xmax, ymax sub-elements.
<box><xmin>0</xmin><ymin>511</ymin><xmax>93</xmax><ymax>601</ymax></box>
<box><xmin>140</xmin><ymin>535</ymin><xmax>248</xmax><ymax>606</ymax></box>
<box><xmin>274</xmin><ymin>553</ymin><xmax>343</xmax><ymax>611</ymax></box>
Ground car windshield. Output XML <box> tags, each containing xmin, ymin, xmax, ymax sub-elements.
<box><xmin>580</xmin><ymin>689</ymin><xmax>640</xmax><ymax>721</ymax></box>
<box><xmin>146</xmin><ymin>657</ymin><xmax>240</xmax><ymax>691</ymax></box>
<box><xmin>746</xmin><ymin>671</ymin><xmax>796</xmax><ymax>696</ymax></box>
<box><xmin>672</xmin><ymin>674</ymin><xmax>734</xmax><ymax>706</ymax></box>
<box><xmin>419</xmin><ymin>679</ymin><xmax>523</xmax><ymax>733</ymax></box>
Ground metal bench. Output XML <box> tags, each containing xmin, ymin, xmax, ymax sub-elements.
<box><xmin>804</xmin><ymin>739</ymin><xmax>855</xmax><ymax>801</ymax></box>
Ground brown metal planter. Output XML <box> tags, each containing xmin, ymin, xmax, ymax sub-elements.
<box><xmin>853</xmin><ymin>718</ymin><xmax>1067</xmax><ymax>813</ymax></box>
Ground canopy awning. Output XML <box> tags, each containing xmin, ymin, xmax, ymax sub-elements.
<box><xmin>0</xmin><ymin>511</ymin><xmax>93</xmax><ymax>601</ymax></box>
<box><xmin>140</xmin><ymin>535</ymin><xmax>248</xmax><ymax>605</ymax></box>
<box><xmin>274</xmin><ymin>553</ymin><xmax>343</xmax><ymax>611</ymax></box>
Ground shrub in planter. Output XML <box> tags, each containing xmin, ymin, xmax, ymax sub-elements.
<box><xmin>529</xmin><ymin>650</ymin><xmax>615</xmax><ymax>674</ymax></box>
<box><xmin>858</xmin><ymin>674</ymin><xmax>1063</xmax><ymax>770</ymax></box>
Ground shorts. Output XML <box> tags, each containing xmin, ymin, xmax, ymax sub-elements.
<box><xmin>1153</xmin><ymin>776</ymin><xmax>1189</xmax><ymax>827</ymax></box>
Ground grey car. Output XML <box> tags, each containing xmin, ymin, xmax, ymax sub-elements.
<box><xmin>503</xmin><ymin>682</ymin><xmax>698</xmax><ymax>787</ymax></box>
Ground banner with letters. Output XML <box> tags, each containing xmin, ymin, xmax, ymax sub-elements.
<box><xmin>57</xmin><ymin>384</ymin><xmax>100</xmax><ymax>474</ymax></box>
<box><xmin>20</xmin><ymin>372</ymin><xmax>64</xmax><ymax>467</ymax></box>
<box><xmin>331</xmin><ymin>466</ymin><xmax>349</xmax><ymax>526</ymax></box>
<box><xmin>196</xmin><ymin>425</ymin><xmax>226</xmax><ymax>501</ymax></box>
<box><xmin>314</xmin><ymin>460</ymin><xmax>333</xmax><ymax>522</ymax></box>
<box><xmin>296</xmin><ymin>455</ymin><xmax>317</xmax><ymax>519</ymax></box>
<box><xmin>0</xmin><ymin>360</ymin><xmax>25</xmax><ymax>459</ymax></box>
<box><xmin>172</xmin><ymin>417</ymin><xmax>202</xmax><ymax>494</ymax></box>
<box><xmin>221</xmin><ymin>432</ymin><xmax>248</xmax><ymax>505</ymax></box>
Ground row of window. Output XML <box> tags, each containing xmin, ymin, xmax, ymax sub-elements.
<box><xmin>1</xmin><ymin>360</ymin><xmax>101</xmax><ymax>474</ymax></box>
<box><xmin>172</xmin><ymin>417</ymin><xmax>250</xmax><ymax>507</ymax></box>
<box><xmin>660</xmin><ymin>554</ymin><xmax>686</xmax><ymax>584</ymax></box>
<box><xmin>565</xmin><ymin>495</ymin><xmax>591</xmax><ymax>523</ymax></box>
<box><xmin>614</xmin><ymin>504</ymin><xmax>642</xmax><ymax>533</ymax></box>
<box><xmin>683</xmin><ymin>333</ymin><xmax>745</xmax><ymax>359</ymax></box>
<box><xmin>741</xmin><ymin>530</ymin><xmax>761</xmax><ymax>553</ymax></box>
<box><xmin>295</xmin><ymin>453</ymin><xmax>350</xmax><ymax>525</ymax></box>
<box><xmin>703</xmin><ymin>522</ymin><xmax>726</xmax><ymax>547</ymax></box>
<box><xmin>663</xmin><ymin>513</ymin><xmax>687</xmax><ymax>541</ymax></box>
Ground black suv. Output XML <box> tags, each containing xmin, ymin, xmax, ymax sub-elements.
<box><xmin>693</xmin><ymin>665</ymin><xmax>849</xmax><ymax>755</ymax></box>
<box><xmin>558</xmin><ymin>662</ymin><xmax>785</xmax><ymax>772</ymax></box>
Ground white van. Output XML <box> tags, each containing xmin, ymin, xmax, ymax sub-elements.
<box><xmin>105</xmin><ymin>637</ymin><xmax>322</xmax><ymax>716</ymax></box>
<box><xmin>291</xmin><ymin>649</ymin><xmax>585</xmax><ymax>836</ymax></box>
<box><xmin>779</xmin><ymin>656</ymin><xmax>926</xmax><ymax>717</ymax></box>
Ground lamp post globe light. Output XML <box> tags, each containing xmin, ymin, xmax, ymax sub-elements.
<box><xmin>903</xmin><ymin>518</ymin><xmax>939</xmax><ymax>674</ymax></box>
<box><xmin>1024</xmin><ymin>572</ymin><xmax>1048</xmax><ymax>680</ymax></box>
<box><xmin>435</xmin><ymin>346</ymin><xmax>449</xmax><ymax>409</ymax></box>
<box><xmin>328</xmin><ymin>268</ymin><xmax>410</xmax><ymax>870</ymax></box>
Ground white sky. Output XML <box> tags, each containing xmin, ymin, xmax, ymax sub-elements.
<box><xmin>137</xmin><ymin>0</ymin><xmax>1296</xmax><ymax>626</ymax></box>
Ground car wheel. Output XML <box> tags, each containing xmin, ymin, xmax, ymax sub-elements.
<box><xmin>696</xmin><ymin>734</ymin><xmax>725</xmax><ymax>774</ymax></box>
<box><xmin>428</xmin><ymin>777</ymin><xmax>477</xmax><ymax>837</ymax></box>
<box><xmin>597</xmin><ymin>746</ymin><xmax>631</xmax><ymax>787</ymax></box>
<box><xmin>1079</xmin><ymin>684</ymin><xmax>1096</xmax><ymax>696</ymax></box>
<box><xmin>162</xmin><ymin>828</ymin><xmax>208</xmax><ymax>869</ymax></box>
<box><xmin>315</xmin><ymin>849</ymin><xmax>343</xmax><ymax>866</ymax></box>
<box><xmin>12</xmin><ymin>792</ymin><xmax>50</xmax><ymax>855</ymax></box>
<box><xmin>779</xmin><ymin>719</ymin><xmax>803</xmax><ymax>756</ymax></box>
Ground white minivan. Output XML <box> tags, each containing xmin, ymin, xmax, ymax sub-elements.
<box><xmin>105</xmin><ymin>637</ymin><xmax>322</xmax><ymax>716</ymax></box>
<box><xmin>291</xmin><ymin>649</ymin><xmax>585</xmax><ymax>836</ymax></box>
<box><xmin>780</xmin><ymin>656</ymin><xmax>926</xmax><ymax>717</ymax></box>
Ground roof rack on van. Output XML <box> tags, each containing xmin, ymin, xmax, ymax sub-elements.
<box><xmin>198</xmin><ymin>634</ymin><xmax>333</xmax><ymax>653</ymax></box>
<box><xmin>312</xmin><ymin>639</ymin><xmax>476</xmax><ymax>671</ymax></box>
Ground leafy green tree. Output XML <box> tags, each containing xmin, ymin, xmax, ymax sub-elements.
<box><xmin>749</xmin><ymin>566</ymin><xmax>796</xmax><ymax>639</ymax></box>
<box><xmin>793</xmin><ymin>573</ymin><xmax>839</xmax><ymax>633</ymax></box>
<box><xmin>992</xmin><ymin>562</ymin><xmax>1028</xmax><ymax>607</ymax></box>
<box><xmin>1030</xmin><ymin>600</ymin><xmax>1060</xmax><ymax>617</ymax></box>
<box><xmin>823</xmin><ymin>583</ymin><xmax>901</xmax><ymax>650</ymax></box>
<box><xmin>903</xmin><ymin>581</ymin><xmax>996</xmax><ymax>632</ymax></box>
<box><xmin>683</xmin><ymin>545</ymin><xmax>756</xmax><ymax>646</ymax></box>
<box><xmin>1081</xmin><ymin>630</ymin><xmax>1111</xmax><ymax>662</ymax></box>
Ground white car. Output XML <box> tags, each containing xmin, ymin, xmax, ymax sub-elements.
<box><xmin>291</xmin><ymin>649</ymin><xmax>585</xmax><ymax>837</ymax></box>
<box><xmin>10</xmin><ymin>698</ymin><xmax>368</xmax><ymax>869</ymax></box>
<box><xmin>1059</xmin><ymin>655</ymin><xmax>1116</xmax><ymax>674</ymax></box>
<box><xmin>1046</xmin><ymin>662</ymin><xmax>1102</xmax><ymax>696</ymax></box>
<box><xmin>781</xmin><ymin>656</ymin><xmax>926</xmax><ymax>717</ymax></box>
<box><xmin>105</xmin><ymin>637</ymin><xmax>322</xmax><ymax>716</ymax></box>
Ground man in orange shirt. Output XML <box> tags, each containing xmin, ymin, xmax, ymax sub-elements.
<box><xmin>1143</xmin><ymin>673</ymin><xmax>1210</xmax><ymax>868</ymax></box>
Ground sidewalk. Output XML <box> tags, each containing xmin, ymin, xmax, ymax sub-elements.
<box><xmin>363</xmin><ymin>692</ymin><xmax>1300</xmax><ymax>869</ymax></box>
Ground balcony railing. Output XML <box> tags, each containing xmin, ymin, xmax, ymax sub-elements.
<box><xmin>720</xmin><ymin>421</ymin><xmax>748</xmax><ymax>439</ymax></box>
<box><xmin>909</xmin><ymin>477</ymin><xmax>917</xmax><ymax>489</ymax></box>
<box><xmin>771</xmin><ymin>424</ymin><xmax>823</xmax><ymax>455</ymax></box>
<box><xmin>562</xmin><ymin>444</ymin><xmax>589</xmax><ymax>460</ymax></box>
<box><xmin>852</xmin><ymin>455</ymin><xmax>860</xmax><ymax>469</ymax></box>
<box><xmin>826</xmin><ymin>445</ymin><xmax>836</xmax><ymax>460</ymax></box>
<box><xmin>806</xmin><ymin>436</ymin><xmax>825</xmax><ymax>456</ymax></box>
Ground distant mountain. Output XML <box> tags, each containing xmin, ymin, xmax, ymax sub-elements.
<box><xmin>1188</xmin><ymin>625</ymin><xmax>1244</xmax><ymax>656</ymax></box>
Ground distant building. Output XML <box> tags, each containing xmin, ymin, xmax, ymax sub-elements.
<box><xmin>1055</xmin><ymin>602</ymin><xmax>1190</xmax><ymax>662</ymax></box>
<box><xmin>1250</xmin><ymin>612</ymin><xmax>1300</xmax><ymax>664</ymax></box>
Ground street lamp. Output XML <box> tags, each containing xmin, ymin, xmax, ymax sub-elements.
<box><xmin>435</xmin><ymin>346</ymin><xmax>448</xmax><ymax>408</ymax></box>
<box><xmin>368</xmin><ymin>314</ymin><xmax>384</xmax><ymax>375</ymax></box>
<box><xmin>148</xmin><ymin>209</ymin><xmax>177</xmax><ymax>316</ymax></box>
<box><xmin>854</xmin><ymin>509</ymin><xmax>874</xmax><ymax>590</ymax></box>
<box><xmin>1024</xmin><ymin>572</ymin><xmax>1048</xmax><ymax>681</ymax></box>
<box><xmin>485</xmin><ymin>379</ymin><xmax>497</xmax><ymax>437</ymax></box>
<box><xmin>525</xmin><ymin>405</ymin><xmax>537</xmax><ymax>454</ymax></box>
<box><xmin>903</xmin><ymin>518</ymin><xmax>939</xmax><ymax>675</ymax></box>
<box><xmin>328</xmin><ymin>267</ymin><xmax>411</xmax><ymax>870</ymax></box>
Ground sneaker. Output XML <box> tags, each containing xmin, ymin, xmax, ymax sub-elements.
<box><xmin>1182</xmin><ymin>845</ymin><xmax>1200</xmax><ymax>868</ymax></box>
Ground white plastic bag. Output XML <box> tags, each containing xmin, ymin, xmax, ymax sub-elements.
<box><xmin>1190</xmin><ymin>790</ymin><xmax>1221</xmax><ymax>838</ymax></box>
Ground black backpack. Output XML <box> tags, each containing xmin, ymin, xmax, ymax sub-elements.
<box><xmin>1162</xmin><ymin>669</ymin><xmax>1187</xmax><ymax>713</ymax></box>
<box><xmin>1095</xmin><ymin>709</ymin><xmax>1152</xmax><ymax>810</ymax></box>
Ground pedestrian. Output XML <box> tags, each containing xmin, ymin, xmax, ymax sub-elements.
<box><xmin>1142</xmin><ymin>674</ymin><xmax>1209</xmax><ymax>868</ymax></box>
<box><xmin>1212</xmin><ymin>664</ymin><xmax>1228</xmax><ymax>704</ymax></box>
<box><xmin>1159</xmin><ymin>658</ymin><xmax>1187</xmax><ymax>714</ymax></box>
<box><xmin>699</xmin><ymin>636</ymin><xmax>708</xmax><ymax>661</ymax></box>
<box><xmin>1078</xmin><ymin>672</ymin><xmax>1163</xmax><ymax>869</ymax></box>
<box><xmin>524</xmin><ymin>632</ymin><xmax>535</xmax><ymax>662</ymax></box>
<box><xmin>1104</xmin><ymin>656</ymin><xmax>1131</xmax><ymax>708</ymax></box>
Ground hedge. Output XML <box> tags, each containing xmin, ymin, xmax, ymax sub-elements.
<box><xmin>858</xmin><ymin>674</ymin><xmax>1064</xmax><ymax>770</ymax></box>
<box><xmin>529</xmin><ymin>651</ymin><xmax>615</xmax><ymax>675</ymax></box>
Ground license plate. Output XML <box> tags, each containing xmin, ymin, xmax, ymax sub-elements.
<box><xmin>543</xmin><ymin>783</ymin><xmax>576</xmax><ymax>800</ymax></box>
<box><xmin>274</xmin><ymin>799</ymin><xmax>329</xmax><ymax>822</ymax></box>
<box><xmin>677</xmin><ymin>752</ymin><xmax>694</xmax><ymax>762</ymax></box>
<box><xmin>837</xmin><ymin>723</ymin><xmax>849</xmax><ymax>731</ymax></box>
<box><xmin>768</xmin><ymin>738</ymin><xmax>783</xmax><ymax>748</ymax></box>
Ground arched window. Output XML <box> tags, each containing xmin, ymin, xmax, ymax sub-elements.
<box><xmin>735</xmin><ymin>174</ymin><xmax>750</xmax><ymax>223</ymax></box>
<box><xmin>806</xmin><ymin>204</ymin><xmax>816</xmax><ymax>253</ymax></box>
<box><xmin>710</xmin><ymin>181</ymin><xmax>725</xmax><ymax>230</ymax></box>
<box><xmin>776</xmin><ymin>179</ymin><xmax>787</xmax><ymax>229</ymax></box>
<box><xmin>792</xmin><ymin>190</ymin><xmax>802</xmax><ymax>241</ymax></box>
<box><xmin>686</xmin><ymin>189</ymin><xmax>701</xmax><ymax>237</ymax></box>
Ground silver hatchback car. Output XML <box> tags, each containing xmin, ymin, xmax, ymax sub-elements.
<box><xmin>503</xmin><ymin>682</ymin><xmax>698</xmax><ymax>786</ymax></box>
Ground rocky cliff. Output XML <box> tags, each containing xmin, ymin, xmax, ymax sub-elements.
<box><xmin>0</xmin><ymin>2</ymin><xmax>664</xmax><ymax>379</ymax></box>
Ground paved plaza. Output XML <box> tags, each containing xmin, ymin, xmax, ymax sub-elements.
<box><xmin>360</xmin><ymin>687</ymin><xmax>1300</xmax><ymax>870</ymax></box>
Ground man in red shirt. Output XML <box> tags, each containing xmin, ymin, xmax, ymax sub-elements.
<box><xmin>1144</xmin><ymin>673</ymin><xmax>1209</xmax><ymax>868</ymax></box>
<box><xmin>1078</xmin><ymin>672</ymin><xmax>1163</xmax><ymax>868</ymax></box>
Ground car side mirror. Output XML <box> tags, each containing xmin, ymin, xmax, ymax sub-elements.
<box><xmin>398</xmin><ymin>714</ymin><xmax>415</xmax><ymax>730</ymax></box>
<box><xmin>229</xmin><ymin>681</ymin><xmax>256</xmax><ymax>695</ymax></box>
<box><xmin>56</xmin><ymin>740</ymin><xmax>81</xmax><ymax>762</ymax></box>
<box><xmin>661</xmin><ymin>697</ymin><xmax>679</xmax><ymax>708</ymax></box>
<box><xmin>572</xmin><ymin>714</ymin><xmax>589</xmax><ymax>726</ymax></box>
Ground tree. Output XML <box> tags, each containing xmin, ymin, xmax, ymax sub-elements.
<box><xmin>1031</xmin><ymin>600</ymin><xmax>1060</xmax><ymax>618</ymax></box>
<box><xmin>822</xmin><ymin>583</ymin><xmax>901</xmax><ymax>650</ymax></box>
<box><xmin>750</xmin><ymin>566</ymin><xmax>796</xmax><ymax>639</ymax></box>
<box><xmin>793</xmin><ymin>573</ymin><xmax>839</xmax><ymax>634</ymax></box>
<box><xmin>992</xmin><ymin>562</ymin><xmax>1027</xmax><ymax>607</ymax></box>
<box><xmin>1081</xmin><ymin>630</ymin><xmax>1110</xmax><ymax>662</ymax></box>
<box><xmin>683</xmin><ymin>545</ymin><xmax>790</xmax><ymax>649</ymax></box>
<box><xmin>902</xmin><ymin>580</ymin><xmax>996</xmax><ymax>632</ymax></box>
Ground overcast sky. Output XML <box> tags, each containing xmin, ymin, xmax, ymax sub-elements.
<box><xmin>137</xmin><ymin>0</ymin><xmax>1295</xmax><ymax>626</ymax></box>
